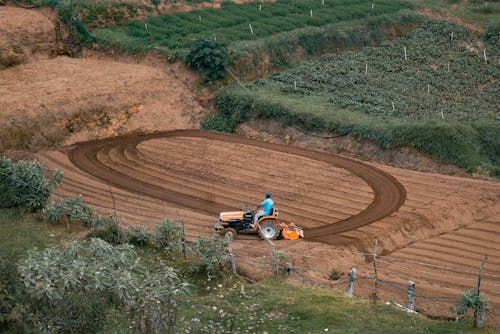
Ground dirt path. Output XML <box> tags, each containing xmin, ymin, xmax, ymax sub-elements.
<box><xmin>67</xmin><ymin>130</ymin><xmax>406</xmax><ymax>244</ymax></box>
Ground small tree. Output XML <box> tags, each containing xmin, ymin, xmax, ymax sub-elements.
<box><xmin>455</xmin><ymin>289</ymin><xmax>489</xmax><ymax>327</ymax></box>
<box><xmin>17</xmin><ymin>239</ymin><xmax>189</xmax><ymax>333</ymax></box>
<box><xmin>153</xmin><ymin>219</ymin><xmax>183</xmax><ymax>254</ymax></box>
<box><xmin>0</xmin><ymin>158</ymin><xmax>63</xmax><ymax>211</ymax></box>
<box><xmin>125</xmin><ymin>225</ymin><xmax>151</xmax><ymax>246</ymax></box>
<box><xmin>185</xmin><ymin>36</ymin><xmax>230</xmax><ymax>82</ymax></box>
<box><xmin>87</xmin><ymin>215</ymin><xmax>125</xmax><ymax>245</ymax></box>
<box><xmin>43</xmin><ymin>195</ymin><xmax>94</xmax><ymax>230</ymax></box>
<box><xmin>189</xmin><ymin>234</ymin><xmax>230</xmax><ymax>278</ymax></box>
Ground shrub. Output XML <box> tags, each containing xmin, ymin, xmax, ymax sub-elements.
<box><xmin>201</xmin><ymin>111</ymin><xmax>237</xmax><ymax>132</ymax></box>
<box><xmin>483</xmin><ymin>21</ymin><xmax>500</xmax><ymax>45</ymax></box>
<box><xmin>153</xmin><ymin>219</ymin><xmax>183</xmax><ymax>254</ymax></box>
<box><xmin>43</xmin><ymin>195</ymin><xmax>94</xmax><ymax>230</ymax></box>
<box><xmin>125</xmin><ymin>225</ymin><xmax>151</xmax><ymax>246</ymax></box>
<box><xmin>185</xmin><ymin>36</ymin><xmax>230</xmax><ymax>82</ymax></box>
<box><xmin>329</xmin><ymin>269</ymin><xmax>344</xmax><ymax>281</ymax></box>
<box><xmin>87</xmin><ymin>215</ymin><xmax>125</xmax><ymax>245</ymax></box>
<box><xmin>455</xmin><ymin>289</ymin><xmax>489</xmax><ymax>327</ymax></box>
<box><xmin>17</xmin><ymin>239</ymin><xmax>189</xmax><ymax>333</ymax></box>
<box><xmin>0</xmin><ymin>158</ymin><xmax>63</xmax><ymax>211</ymax></box>
<box><xmin>189</xmin><ymin>234</ymin><xmax>230</xmax><ymax>277</ymax></box>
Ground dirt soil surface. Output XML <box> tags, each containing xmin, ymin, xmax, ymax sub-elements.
<box><xmin>37</xmin><ymin>130</ymin><xmax>500</xmax><ymax>324</ymax></box>
<box><xmin>0</xmin><ymin>6</ymin><xmax>205</xmax><ymax>152</ymax></box>
<box><xmin>0</xmin><ymin>56</ymin><xmax>202</xmax><ymax>139</ymax></box>
<box><xmin>0</xmin><ymin>6</ymin><xmax>58</xmax><ymax>68</ymax></box>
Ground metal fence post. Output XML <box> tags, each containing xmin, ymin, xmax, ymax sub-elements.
<box><xmin>347</xmin><ymin>267</ymin><xmax>357</xmax><ymax>297</ymax></box>
<box><xmin>407</xmin><ymin>280</ymin><xmax>415</xmax><ymax>311</ymax></box>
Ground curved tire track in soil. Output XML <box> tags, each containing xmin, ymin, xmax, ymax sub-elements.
<box><xmin>69</xmin><ymin>130</ymin><xmax>406</xmax><ymax>244</ymax></box>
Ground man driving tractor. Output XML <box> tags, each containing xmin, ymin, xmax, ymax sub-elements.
<box><xmin>215</xmin><ymin>191</ymin><xmax>303</xmax><ymax>240</ymax></box>
<box><xmin>252</xmin><ymin>192</ymin><xmax>274</xmax><ymax>228</ymax></box>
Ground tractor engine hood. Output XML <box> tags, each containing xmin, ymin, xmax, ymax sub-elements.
<box><xmin>219</xmin><ymin>211</ymin><xmax>244</xmax><ymax>222</ymax></box>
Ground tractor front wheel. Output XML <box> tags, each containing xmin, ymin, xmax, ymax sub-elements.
<box><xmin>258</xmin><ymin>219</ymin><xmax>280</xmax><ymax>240</ymax></box>
<box><xmin>223</xmin><ymin>228</ymin><xmax>237</xmax><ymax>240</ymax></box>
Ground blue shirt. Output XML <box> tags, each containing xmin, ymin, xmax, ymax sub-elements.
<box><xmin>260</xmin><ymin>198</ymin><xmax>274</xmax><ymax>215</ymax></box>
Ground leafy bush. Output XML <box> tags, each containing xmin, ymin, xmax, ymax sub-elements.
<box><xmin>87</xmin><ymin>215</ymin><xmax>125</xmax><ymax>245</ymax></box>
<box><xmin>455</xmin><ymin>289</ymin><xmax>489</xmax><ymax>327</ymax></box>
<box><xmin>125</xmin><ymin>225</ymin><xmax>151</xmax><ymax>246</ymax></box>
<box><xmin>44</xmin><ymin>195</ymin><xmax>94</xmax><ymax>229</ymax></box>
<box><xmin>483</xmin><ymin>21</ymin><xmax>500</xmax><ymax>45</ymax></box>
<box><xmin>17</xmin><ymin>238</ymin><xmax>189</xmax><ymax>333</ymax></box>
<box><xmin>185</xmin><ymin>37</ymin><xmax>230</xmax><ymax>81</ymax></box>
<box><xmin>201</xmin><ymin>111</ymin><xmax>237</xmax><ymax>132</ymax></box>
<box><xmin>189</xmin><ymin>234</ymin><xmax>230</xmax><ymax>277</ymax></box>
<box><xmin>153</xmin><ymin>219</ymin><xmax>183</xmax><ymax>254</ymax></box>
<box><xmin>0</xmin><ymin>158</ymin><xmax>63</xmax><ymax>211</ymax></box>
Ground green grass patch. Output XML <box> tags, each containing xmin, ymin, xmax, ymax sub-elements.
<box><xmin>101</xmin><ymin>276</ymin><xmax>496</xmax><ymax>333</ymax></box>
<box><xmin>409</xmin><ymin>0</ymin><xmax>500</xmax><ymax>29</ymax></box>
<box><xmin>93</xmin><ymin>0</ymin><xmax>413</xmax><ymax>52</ymax></box>
<box><xmin>0</xmin><ymin>208</ymin><xmax>83</xmax><ymax>262</ymax></box>
<box><xmin>212</xmin><ymin>20</ymin><xmax>500</xmax><ymax>175</ymax></box>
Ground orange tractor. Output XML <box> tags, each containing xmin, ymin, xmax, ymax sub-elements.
<box><xmin>215</xmin><ymin>207</ymin><xmax>304</xmax><ymax>240</ymax></box>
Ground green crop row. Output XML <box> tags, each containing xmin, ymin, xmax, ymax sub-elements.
<box><xmin>93</xmin><ymin>0</ymin><xmax>413</xmax><ymax>51</ymax></box>
<box><xmin>267</xmin><ymin>20</ymin><xmax>498</xmax><ymax>123</ymax></box>
<box><xmin>210</xmin><ymin>21</ymin><xmax>500</xmax><ymax>175</ymax></box>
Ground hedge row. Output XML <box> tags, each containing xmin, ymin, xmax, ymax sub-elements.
<box><xmin>231</xmin><ymin>11</ymin><xmax>422</xmax><ymax>73</ymax></box>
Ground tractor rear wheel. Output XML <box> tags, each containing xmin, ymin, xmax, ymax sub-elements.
<box><xmin>258</xmin><ymin>219</ymin><xmax>280</xmax><ymax>240</ymax></box>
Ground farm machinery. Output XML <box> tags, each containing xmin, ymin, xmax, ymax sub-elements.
<box><xmin>215</xmin><ymin>207</ymin><xmax>304</xmax><ymax>240</ymax></box>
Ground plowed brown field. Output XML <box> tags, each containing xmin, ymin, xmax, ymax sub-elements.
<box><xmin>37</xmin><ymin>130</ymin><xmax>500</xmax><ymax>322</ymax></box>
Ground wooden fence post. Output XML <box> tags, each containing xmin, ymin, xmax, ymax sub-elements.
<box><xmin>475</xmin><ymin>256</ymin><xmax>488</xmax><ymax>328</ymax></box>
<box><xmin>407</xmin><ymin>280</ymin><xmax>415</xmax><ymax>311</ymax></box>
<box><xmin>372</xmin><ymin>239</ymin><xmax>379</xmax><ymax>300</ymax></box>
<box><xmin>285</xmin><ymin>262</ymin><xmax>292</xmax><ymax>276</ymax></box>
<box><xmin>227</xmin><ymin>248</ymin><xmax>237</xmax><ymax>276</ymax></box>
<box><xmin>347</xmin><ymin>267</ymin><xmax>357</xmax><ymax>297</ymax></box>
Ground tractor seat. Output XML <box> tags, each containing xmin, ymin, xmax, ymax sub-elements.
<box><xmin>270</xmin><ymin>207</ymin><xmax>277</xmax><ymax>216</ymax></box>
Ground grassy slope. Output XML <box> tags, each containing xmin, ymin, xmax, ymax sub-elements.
<box><xmin>408</xmin><ymin>0</ymin><xmax>500</xmax><ymax>29</ymax></box>
<box><xmin>0</xmin><ymin>208</ymin><xmax>83</xmax><ymax>262</ymax></box>
<box><xmin>0</xmin><ymin>209</ymin><xmax>496</xmax><ymax>333</ymax></box>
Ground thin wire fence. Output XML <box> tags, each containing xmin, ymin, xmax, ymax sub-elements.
<box><xmin>228</xmin><ymin>239</ymin><xmax>500</xmax><ymax>328</ymax></box>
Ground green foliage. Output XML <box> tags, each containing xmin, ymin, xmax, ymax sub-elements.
<box><xmin>189</xmin><ymin>234</ymin><xmax>230</xmax><ymax>277</ymax></box>
<box><xmin>93</xmin><ymin>0</ymin><xmax>413</xmax><ymax>51</ymax></box>
<box><xmin>43</xmin><ymin>195</ymin><xmax>94</xmax><ymax>229</ymax></box>
<box><xmin>455</xmin><ymin>289</ymin><xmax>489</xmax><ymax>327</ymax></box>
<box><xmin>0</xmin><ymin>158</ymin><xmax>63</xmax><ymax>211</ymax></box>
<box><xmin>270</xmin><ymin>21</ymin><xmax>497</xmax><ymax>123</ymax></box>
<box><xmin>86</xmin><ymin>215</ymin><xmax>125</xmax><ymax>245</ymax></box>
<box><xmin>124</xmin><ymin>225</ymin><xmax>151</xmax><ymax>246</ymax></box>
<box><xmin>201</xmin><ymin>110</ymin><xmax>237</xmax><ymax>132</ymax></box>
<box><xmin>153</xmin><ymin>219</ymin><xmax>183</xmax><ymax>254</ymax></box>
<box><xmin>483</xmin><ymin>21</ymin><xmax>500</xmax><ymax>45</ymax></box>
<box><xmin>215</xmin><ymin>21</ymin><xmax>500</xmax><ymax>174</ymax></box>
<box><xmin>186</xmin><ymin>36</ymin><xmax>230</xmax><ymax>81</ymax></box>
<box><xmin>272</xmin><ymin>250</ymin><xmax>290</xmax><ymax>277</ymax></box>
<box><xmin>17</xmin><ymin>238</ymin><xmax>189</xmax><ymax>333</ymax></box>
